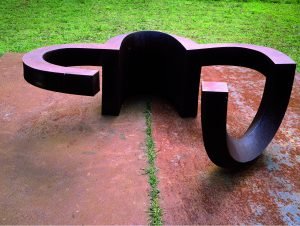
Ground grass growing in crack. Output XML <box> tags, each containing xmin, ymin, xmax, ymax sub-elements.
<box><xmin>145</xmin><ymin>100</ymin><xmax>163</xmax><ymax>226</ymax></box>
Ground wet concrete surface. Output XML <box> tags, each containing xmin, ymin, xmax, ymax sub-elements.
<box><xmin>153</xmin><ymin>66</ymin><xmax>300</xmax><ymax>224</ymax></box>
<box><xmin>0</xmin><ymin>53</ymin><xmax>148</xmax><ymax>224</ymax></box>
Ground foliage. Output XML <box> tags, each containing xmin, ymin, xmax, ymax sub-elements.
<box><xmin>0</xmin><ymin>0</ymin><xmax>299</xmax><ymax>70</ymax></box>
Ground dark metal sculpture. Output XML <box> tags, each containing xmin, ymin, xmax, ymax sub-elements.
<box><xmin>22</xmin><ymin>31</ymin><xmax>296</xmax><ymax>168</ymax></box>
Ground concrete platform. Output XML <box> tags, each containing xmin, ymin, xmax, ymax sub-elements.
<box><xmin>0</xmin><ymin>54</ymin><xmax>148</xmax><ymax>224</ymax></box>
<box><xmin>153</xmin><ymin>66</ymin><xmax>300</xmax><ymax>224</ymax></box>
<box><xmin>0</xmin><ymin>53</ymin><xmax>299</xmax><ymax>225</ymax></box>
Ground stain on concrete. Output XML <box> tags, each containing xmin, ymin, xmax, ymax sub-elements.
<box><xmin>0</xmin><ymin>54</ymin><xmax>149</xmax><ymax>225</ymax></box>
<box><xmin>152</xmin><ymin>66</ymin><xmax>299</xmax><ymax>224</ymax></box>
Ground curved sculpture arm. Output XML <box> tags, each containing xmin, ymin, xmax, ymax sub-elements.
<box><xmin>23</xmin><ymin>44</ymin><xmax>118</xmax><ymax>96</ymax></box>
<box><xmin>199</xmin><ymin>46</ymin><xmax>296</xmax><ymax>168</ymax></box>
<box><xmin>189</xmin><ymin>44</ymin><xmax>295</xmax><ymax>76</ymax></box>
<box><xmin>189</xmin><ymin>43</ymin><xmax>295</xmax><ymax>64</ymax></box>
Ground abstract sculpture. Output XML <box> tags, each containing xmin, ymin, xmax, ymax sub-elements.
<box><xmin>23</xmin><ymin>31</ymin><xmax>296</xmax><ymax>168</ymax></box>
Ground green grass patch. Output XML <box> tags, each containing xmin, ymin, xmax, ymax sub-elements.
<box><xmin>145</xmin><ymin>100</ymin><xmax>163</xmax><ymax>226</ymax></box>
<box><xmin>0</xmin><ymin>0</ymin><xmax>299</xmax><ymax>70</ymax></box>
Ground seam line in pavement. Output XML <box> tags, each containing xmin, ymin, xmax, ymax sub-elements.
<box><xmin>145</xmin><ymin>99</ymin><xmax>163</xmax><ymax>226</ymax></box>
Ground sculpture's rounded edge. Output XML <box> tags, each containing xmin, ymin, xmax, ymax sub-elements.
<box><xmin>22</xmin><ymin>45</ymin><xmax>98</xmax><ymax>76</ymax></box>
<box><xmin>21</xmin><ymin>43</ymin><xmax>123</xmax><ymax>96</ymax></box>
<box><xmin>194</xmin><ymin>43</ymin><xmax>296</xmax><ymax>67</ymax></box>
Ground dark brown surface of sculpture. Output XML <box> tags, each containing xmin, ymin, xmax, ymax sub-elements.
<box><xmin>22</xmin><ymin>31</ymin><xmax>296</xmax><ymax>168</ymax></box>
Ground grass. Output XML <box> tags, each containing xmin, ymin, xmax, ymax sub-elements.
<box><xmin>0</xmin><ymin>0</ymin><xmax>299</xmax><ymax>70</ymax></box>
<box><xmin>145</xmin><ymin>101</ymin><xmax>163</xmax><ymax>225</ymax></box>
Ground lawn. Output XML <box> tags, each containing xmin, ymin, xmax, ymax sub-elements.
<box><xmin>0</xmin><ymin>0</ymin><xmax>299</xmax><ymax>225</ymax></box>
<box><xmin>0</xmin><ymin>0</ymin><xmax>299</xmax><ymax>70</ymax></box>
